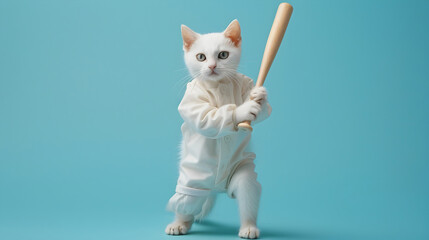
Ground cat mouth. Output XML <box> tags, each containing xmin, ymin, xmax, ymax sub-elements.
<box><xmin>209</xmin><ymin>71</ymin><xmax>218</xmax><ymax>76</ymax></box>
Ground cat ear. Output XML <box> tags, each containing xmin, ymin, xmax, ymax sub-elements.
<box><xmin>181</xmin><ymin>25</ymin><xmax>199</xmax><ymax>51</ymax></box>
<box><xmin>224</xmin><ymin>19</ymin><xmax>241</xmax><ymax>47</ymax></box>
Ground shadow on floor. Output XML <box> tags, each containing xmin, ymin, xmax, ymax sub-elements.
<box><xmin>190</xmin><ymin>220</ymin><xmax>328</xmax><ymax>239</ymax></box>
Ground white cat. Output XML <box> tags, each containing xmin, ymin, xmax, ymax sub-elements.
<box><xmin>165</xmin><ymin>20</ymin><xmax>272</xmax><ymax>239</ymax></box>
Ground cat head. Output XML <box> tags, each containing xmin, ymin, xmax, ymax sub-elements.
<box><xmin>181</xmin><ymin>20</ymin><xmax>242</xmax><ymax>82</ymax></box>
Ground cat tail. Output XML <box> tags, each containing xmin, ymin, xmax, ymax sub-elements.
<box><xmin>194</xmin><ymin>195</ymin><xmax>216</xmax><ymax>221</ymax></box>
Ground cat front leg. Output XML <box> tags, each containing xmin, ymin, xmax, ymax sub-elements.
<box><xmin>165</xmin><ymin>213</ymin><xmax>194</xmax><ymax>235</ymax></box>
<box><xmin>228</xmin><ymin>162</ymin><xmax>262</xmax><ymax>239</ymax></box>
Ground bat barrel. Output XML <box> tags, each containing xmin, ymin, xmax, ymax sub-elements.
<box><xmin>256</xmin><ymin>2</ymin><xmax>293</xmax><ymax>87</ymax></box>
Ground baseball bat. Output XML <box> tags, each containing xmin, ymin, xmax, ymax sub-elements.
<box><xmin>238</xmin><ymin>3</ymin><xmax>293</xmax><ymax>131</ymax></box>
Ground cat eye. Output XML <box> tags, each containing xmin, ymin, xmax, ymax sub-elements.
<box><xmin>218</xmin><ymin>51</ymin><xmax>229</xmax><ymax>59</ymax></box>
<box><xmin>196</xmin><ymin>53</ymin><xmax>206</xmax><ymax>62</ymax></box>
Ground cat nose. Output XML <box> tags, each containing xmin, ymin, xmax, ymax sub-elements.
<box><xmin>208</xmin><ymin>65</ymin><xmax>216</xmax><ymax>70</ymax></box>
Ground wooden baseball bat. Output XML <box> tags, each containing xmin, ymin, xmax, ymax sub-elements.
<box><xmin>238</xmin><ymin>3</ymin><xmax>293</xmax><ymax>131</ymax></box>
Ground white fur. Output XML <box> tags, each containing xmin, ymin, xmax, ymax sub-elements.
<box><xmin>228</xmin><ymin>161</ymin><xmax>261</xmax><ymax>239</ymax></box>
<box><xmin>165</xmin><ymin>214</ymin><xmax>193</xmax><ymax>235</ymax></box>
<box><xmin>236</xmin><ymin>100</ymin><xmax>261</xmax><ymax>123</ymax></box>
<box><xmin>250</xmin><ymin>87</ymin><xmax>267</xmax><ymax>102</ymax></box>
<box><xmin>166</xmin><ymin>21</ymin><xmax>268</xmax><ymax>239</ymax></box>
<box><xmin>184</xmin><ymin>33</ymin><xmax>241</xmax><ymax>82</ymax></box>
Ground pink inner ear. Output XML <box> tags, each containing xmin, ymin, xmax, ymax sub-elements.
<box><xmin>224</xmin><ymin>20</ymin><xmax>241</xmax><ymax>47</ymax></box>
<box><xmin>182</xmin><ymin>25</ymin><xmax>198</xmax><ymax>51</ymax></box>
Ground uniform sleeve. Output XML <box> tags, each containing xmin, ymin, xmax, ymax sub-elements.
<box><xmin>178</xmin><ymin>82</ymin><xmax>238</xmax><ymax>138</ymax></box>
<box><xmin>241</xmin><ymin>75</ymin><xmax>254</xmax><ymax>102</ymax></box>
<box><xmin>240</xmin><ymin>74</ymin><xmax>272</xmax><ymax>125</ymax></box>
<box><xmin>254</xmin><ymin>100</ymin><xmax>272</xmax><ymax>124</ymax></box>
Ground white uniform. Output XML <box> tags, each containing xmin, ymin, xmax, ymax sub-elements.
<box><xmin>167</xmin><ymin>73</ymin><xmax>271</xmax><ymax>220</ymax></box>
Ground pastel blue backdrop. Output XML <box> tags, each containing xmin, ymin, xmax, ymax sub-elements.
<box><xmin>1</xmin><ymin>0</ymin><xmax>428</xmax><ymax>239</ymax></box>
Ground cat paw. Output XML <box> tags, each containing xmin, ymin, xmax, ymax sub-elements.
<box><xmin>250</xmin><ymin>86</ymin><xmax>267</xmax><ymax>102</ymax></box>
<box><xmin>239</xmin><ymin>225</ymin><xmax>260</xmax><ymax>239</ymax></box>
<box><xmin>165</xmin><ymin>221</ymin><xmax>190</xmax><ymax>235</ymax></box>
<box><xmin>236</xmin><ymin>100</ymin><xmax>262</xmax><ymax>123</ymax></box>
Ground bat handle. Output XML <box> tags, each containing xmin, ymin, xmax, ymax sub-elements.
<box><xmin>237</xmin><ymin>120</ymin><xmax>253</xmax><ymax>131</ymax></box>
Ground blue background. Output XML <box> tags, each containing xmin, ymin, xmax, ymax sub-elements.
<box><xmin>1</xmin><ymin>0</ymin><xmax>428</xmax><ymax>239</ymax></box>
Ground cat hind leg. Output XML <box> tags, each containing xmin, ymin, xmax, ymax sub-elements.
<box><xmin>165</xmin><ymin>214</ymin><xmax>194</xmax><ymax>235</ymax></box>
<box><xmin>228</xmin><ymin>162</ymin><xmax>261</xmax><ymax>239</ymax></box>
<box><xmin>165</xmin><ymin>192</ymin><xmax>216</xmax><ymax>235</ymax></box>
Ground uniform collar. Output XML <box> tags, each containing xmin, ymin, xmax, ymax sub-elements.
<box><xmin>196</xmin><ymin>77</ymin><xmax>234</xmax><ymax>89</ymax></box>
